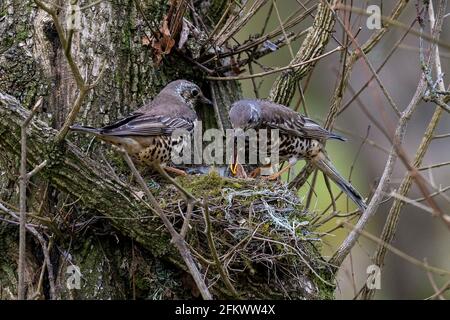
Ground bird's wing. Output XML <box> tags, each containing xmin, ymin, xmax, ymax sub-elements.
<box><xmin>100</xmin><ymin>113</ymin><xmax>195</xmax><ymax>136</ymax></box>
<box><xmin>264</xmin><ymin>114</ymin><xmax>345</xmax><ymax>141</ymax></box>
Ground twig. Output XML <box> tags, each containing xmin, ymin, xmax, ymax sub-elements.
<box><xmin>425</xmin><ymin>280</ymin><xmax>450</xmax><ymax>300</ymax></box>
<box><xmin>338</xmin><ymin>20</ymin><xmax>416</xmax><ymax>116</ymax></box>
<box><xmin>425</xmin><ymin>259</ymin><xmax>446</xmax><ymax>300</ymax></box>
<box><xmin>32</xmin><ymin>238</ymin><xmax>53</xmax><ymax>300</ymax></box>
<box><xmin>323</xmin><ymin>173</ymin><xmax>336</xmax><ymax>213</ymax></box>
<box><xmin>340</xmin><ymin>222</ymin><xmax>450</xmax><ymax>276</ymax></box>
<box><xmin>34</xmin><ymin>0</ymin><xmax>105</xmax><ymax>144</ymax></box>
<box><xmin>202</xmin><ymin>198</ymin><xmax>239</xmax><ymax>298</ymax></box>
<box><xmin>26</xmin><ymin>160</ymin><xmax>48</xmax><ymax>180</ymax></box>
<box><xmin>0</xmin><ymin>202</ymin><xmax>56</xmax><ymax>299</ymax></box>
<box><xmin>335</xmin><ymin>3</ymin><xmax>450</xmax><ymax>51</ymax></box>
<box><xmin>207</xmin><ymin>46</ymin><xmax>343</xmax><ymax>80</ymax></box>
<box><xmin>330</xmin><ymin>52</ymin><xmax>429</xmax><ymax>267</ymax></box>
<box><xmin>419</xmin><ymin>160</ymin><xmax>450</xmax><ymax>171</ymax></box>
<box><xmin>360</xmin><ymin>0</ymin><xmax>449</xmax><ymax>299</ymax></box>
<box><xmin>289</xmin><ymin>0</ymin><xmax>409</xmax><ymax>191</ymax></box>
<box><xmin>305</xmin><ymin>169</ymin><xmax>318</xmax><ymax>210</ymax></box>
<box><xmin>328</xmin><ymin>2</ymin><xmax>402</xmax><ymax>117</ymax></box>
<box><xmin>180</xmin><ymin>201</ymin><xmax>193</xmax><ymax>239</ymax></box>
<box><xmin>18</xmin><ymin>98</ymin><xmax>43</xmax><ymax>300</ymax></box>
<box><xmin>121</xmin><ymin>152</ymin><xmax>212</xmax><ymax>300</ymax></box>
<box><xmin>214</xmin><ymin>0</ymin><xmax>268</xmax><ymax>47</ymax></box>
<box><xmin>272</xmin><ymin>0</ymin><xmax>295</xmax><ymax>59</ymax></box>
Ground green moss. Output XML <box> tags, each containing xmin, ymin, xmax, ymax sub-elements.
<box><xmin>0</xmin><ymin>229</ymin><xmax>18</xmax><ymax>299</ymax></box>
<box><xmin>314</xmin><ymin>267</ymin><xmax>336</xmax><ymax>300</ymax></box>
<box><xmin>16</xmin><ymin>26</ymin><xmax>28</xmax><ymax>42</ymax></box>
<box><xmin>177</xmin><ymin>170</ymin><xmax>253</xmax><ymax>199</ymax></box>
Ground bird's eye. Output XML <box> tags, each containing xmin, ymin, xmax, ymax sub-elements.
<box><xmin>192</xmin><ymin>89</ymin><xmax>199</xmax><ymax>97</ymax></box>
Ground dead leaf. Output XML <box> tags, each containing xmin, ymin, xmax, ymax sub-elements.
<box><xmin>142</xmin><ymin>35</ymin><xmax>151</xmax><ymax>46</ymax></box>
<box><xmin>151</xmin><ymin>16</ymin><xmax>176</xmax><ymax>64</ymax></box>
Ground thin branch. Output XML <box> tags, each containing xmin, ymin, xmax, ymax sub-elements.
<box><xmin>340</xmin><ymin>222</ymin><xmax>450</xmax><ymax>276</ymax></box>
<box><xmin>425</xmin><ymin>280</ymin><xmax>450</xmax><ymax>300</ymax></box>
<box><xmin>0</xmin><ymin>202</ymin><xmax>56</xmax><ymax>299</ymax></box>
<box><xmin>202</xmin><ymin>198</ymin><xmax>240</xmax><ymax>298</ymax></box>
<box><xmin>121</xmin><ymin>152</ymin><xmax>212</xmax><ymax>300</ymax></box>
<box><xmin>207</xmin><ymin>46</ymin><xmax>343</xmax><ymax>80</ymax></box>
<box><xmin>330</xmin><ymin>54</ymin><xmax>430</xmax><ymax>267</ymax></box>
<box><xmin>26</xmin><ymin>160</ymin><xmax>48</xmax><ymax>180</ymax></box>
<box><xmin>359</xmin><ymin>0</ymin><xmax>449</xmax><ymax>299</ymax></box>
<box><xmin>425</xmin><ymin>260</ymin><xmax>446</xmax><ymax>300</ymax></box>
<box><xmin>18</xmin><ymin>97</ymin><xmax>43</xmax><ymax>300</ymax></box>
<box><xmin>335</xmin><ymin>3</ymin><xmax>450</xmax><ymax>51</ymax></box>
<box><xmin>338</xmin><ymin>20</ymin><xmax>416</xmax><ymax>116</ymax></box>
<box><xmin>328</xmin><ymin>2</ymin><xmax>402</xmax><ymax>117</ymax></box>
<box><xmin>419</xmin><ymin>160</ymin><xmax>450</xmax><ymax>171</ymax></box>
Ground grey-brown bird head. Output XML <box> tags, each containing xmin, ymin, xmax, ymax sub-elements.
<box><xmin>228</xmin><ymin>99</ymin><xmax>262</xmax><ymax>131</ymax></box>
<box><xmin>160</xmin><ymin>80</ymin><xmax>212</xmax><ymax>111</ymax></box>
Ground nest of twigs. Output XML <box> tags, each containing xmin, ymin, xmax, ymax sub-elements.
<box><xmin>154</xmin><ymin>170</ymin><xmax>335</xmax><ymax>299</ymax></box>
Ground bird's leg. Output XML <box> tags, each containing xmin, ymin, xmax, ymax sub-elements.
<box><xmin>164</xmin><ymin>166</ymin><xmax>188</xmax><ymax>176</ymax></box>
<box><xmin>249</xmin><ymin>163</ymin><xmax>272</xmax><ymax>178</ymax></box>
<box><xmin>263</xmin><ymin>163</ymin><xmax>292</xmax><ymax>181</ymax></box>
<box><xmin>249</xmin><ymin>167</ymin><xmax>261</xmax><ymax>178</ymax></box>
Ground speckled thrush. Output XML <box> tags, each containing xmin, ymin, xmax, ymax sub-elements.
<box><xmin>229</xmin><ymin>99</ymin><xmax>367</xmax><ymax>212</ymax></box>
<box><xmin>70</xmin><ymin>80</ymin><xmax>212</xmax><ymax>175</ymax></box>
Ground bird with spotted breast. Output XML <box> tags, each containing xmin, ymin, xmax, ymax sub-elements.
<box><xmin>70</xmin><ymin>80</ymin><xmax>212</xmax><ymax>176</ymax></box>
<box><xmin>229</xmin><ymin>99</ymin><xmax>367</xmax><ymax>212</ymax></box>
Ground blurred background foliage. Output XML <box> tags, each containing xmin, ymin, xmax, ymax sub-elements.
<box><xmin>232</xmin><ymin>0</ymin><xmax>449</xmax><ymax>299</ymax></box>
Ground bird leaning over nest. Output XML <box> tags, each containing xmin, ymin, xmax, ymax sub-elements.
<box><xmin>228</xmin><ymin>99</ymin><xmax>367</xmax><ymax>212</ymax></box>
<box><xmin>70</xmin><ymin>79</ymin><xmax>212</xmax><ymax>201</ymax></box>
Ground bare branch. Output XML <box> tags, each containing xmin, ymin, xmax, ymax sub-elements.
<box><xmin>207</xmin><ymin>46</ymin><xmax>343</xmax><ymax>81</ymax></box>
<box><xmin>18</xmin><ymin>97</ymin><xmax>43</xmax><ymax>299</ymax></box>
<box><xmin>359</xmin><ymin>0</ymin><xmax>449</xmax><ymax>299</ymax></box>
<box><xmin>340</xmin><ymin>222</ymin><xmax>450</xmax><ymax>276</ymax></box>
<box><xmin>202</xmin><ymin>198</ymin><xmax>240</xmax><ymax>298</ymax></box>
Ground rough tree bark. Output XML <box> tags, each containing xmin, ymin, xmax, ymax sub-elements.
<box><xmin>0</xmin><ymin>1</ymin><xmax>332</xmax><ymax>299</ymax></box>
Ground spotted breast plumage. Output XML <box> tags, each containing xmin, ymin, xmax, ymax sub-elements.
<box><xmin>229</xmin><ymin>99</ymin><xmax>367</xmax><ymax>212</ymax></box>
<box><xmin>70</xmin><ymin>80</ymin><xmax>211</xmax><ymax>173</ymax></box>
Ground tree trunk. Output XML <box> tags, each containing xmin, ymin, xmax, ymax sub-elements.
<box><xmin>0</xmin><ymin>0</ymin><xmax>333</xmax><ymax>299</ymax></box>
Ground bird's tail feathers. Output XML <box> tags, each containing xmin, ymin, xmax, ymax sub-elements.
<box><xmin>70</xmin><ymin>124</ymin><xmax>102</xmax><ymax>135</ymax></box>
<box><xmin>312</xmin><ymin>152</ymin><xmax>367</xmax><ymax>212</ymax></box>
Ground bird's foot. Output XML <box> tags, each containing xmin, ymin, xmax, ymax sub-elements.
<box><xmin>262</xmin><ymin>172</ymin><xmax>282</xmax><ymax>181</ymax></box>
<box><xmin>164</xmin><ymin>166</ymin><xmax>188</xmax><ymax>176</ymax></box>
<box><xmin>249</xmin><ymin>167</ymin><xmax>261</xmax><ymax>178</ymax></box>
<box><xmin>262</xmin><ymin>164</ymin><xmax>292</xmax><ymax>181</ymax></box>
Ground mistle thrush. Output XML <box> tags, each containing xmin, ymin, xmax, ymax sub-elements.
<box><xmin>70</xmin><ymin>80</ymin><xmax>212</xmax><ymax>174</ymax></box>
<box><xmin>229</xmin><ymin>99</ymin><xmax>367</xmax><ymax>212</ymax></box>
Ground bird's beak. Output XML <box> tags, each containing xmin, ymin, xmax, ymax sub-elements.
<box><xmin>230</xmin><ymin>153</ymin><xmax>239</xmax><ymax>175</ymax></box>
<box><xmin>200</xmin><ymin>95</ymin><xmax>213</xmax><ymax>106</ymax></box>
<box><xmin>230</xmin><ymin>133</ymin><xmax>240</xmax><ymax>175</ymax></box>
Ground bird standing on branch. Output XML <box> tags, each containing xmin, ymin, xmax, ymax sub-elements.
<box><xmin>70</xmin><ymin>80</ymin><xmax>212</xmax><ymax>176</ymax></box>
<box><xmin>229</xmin><ymin>99</ymin><xmax>367</xmax><ymax>212</ymax></box>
